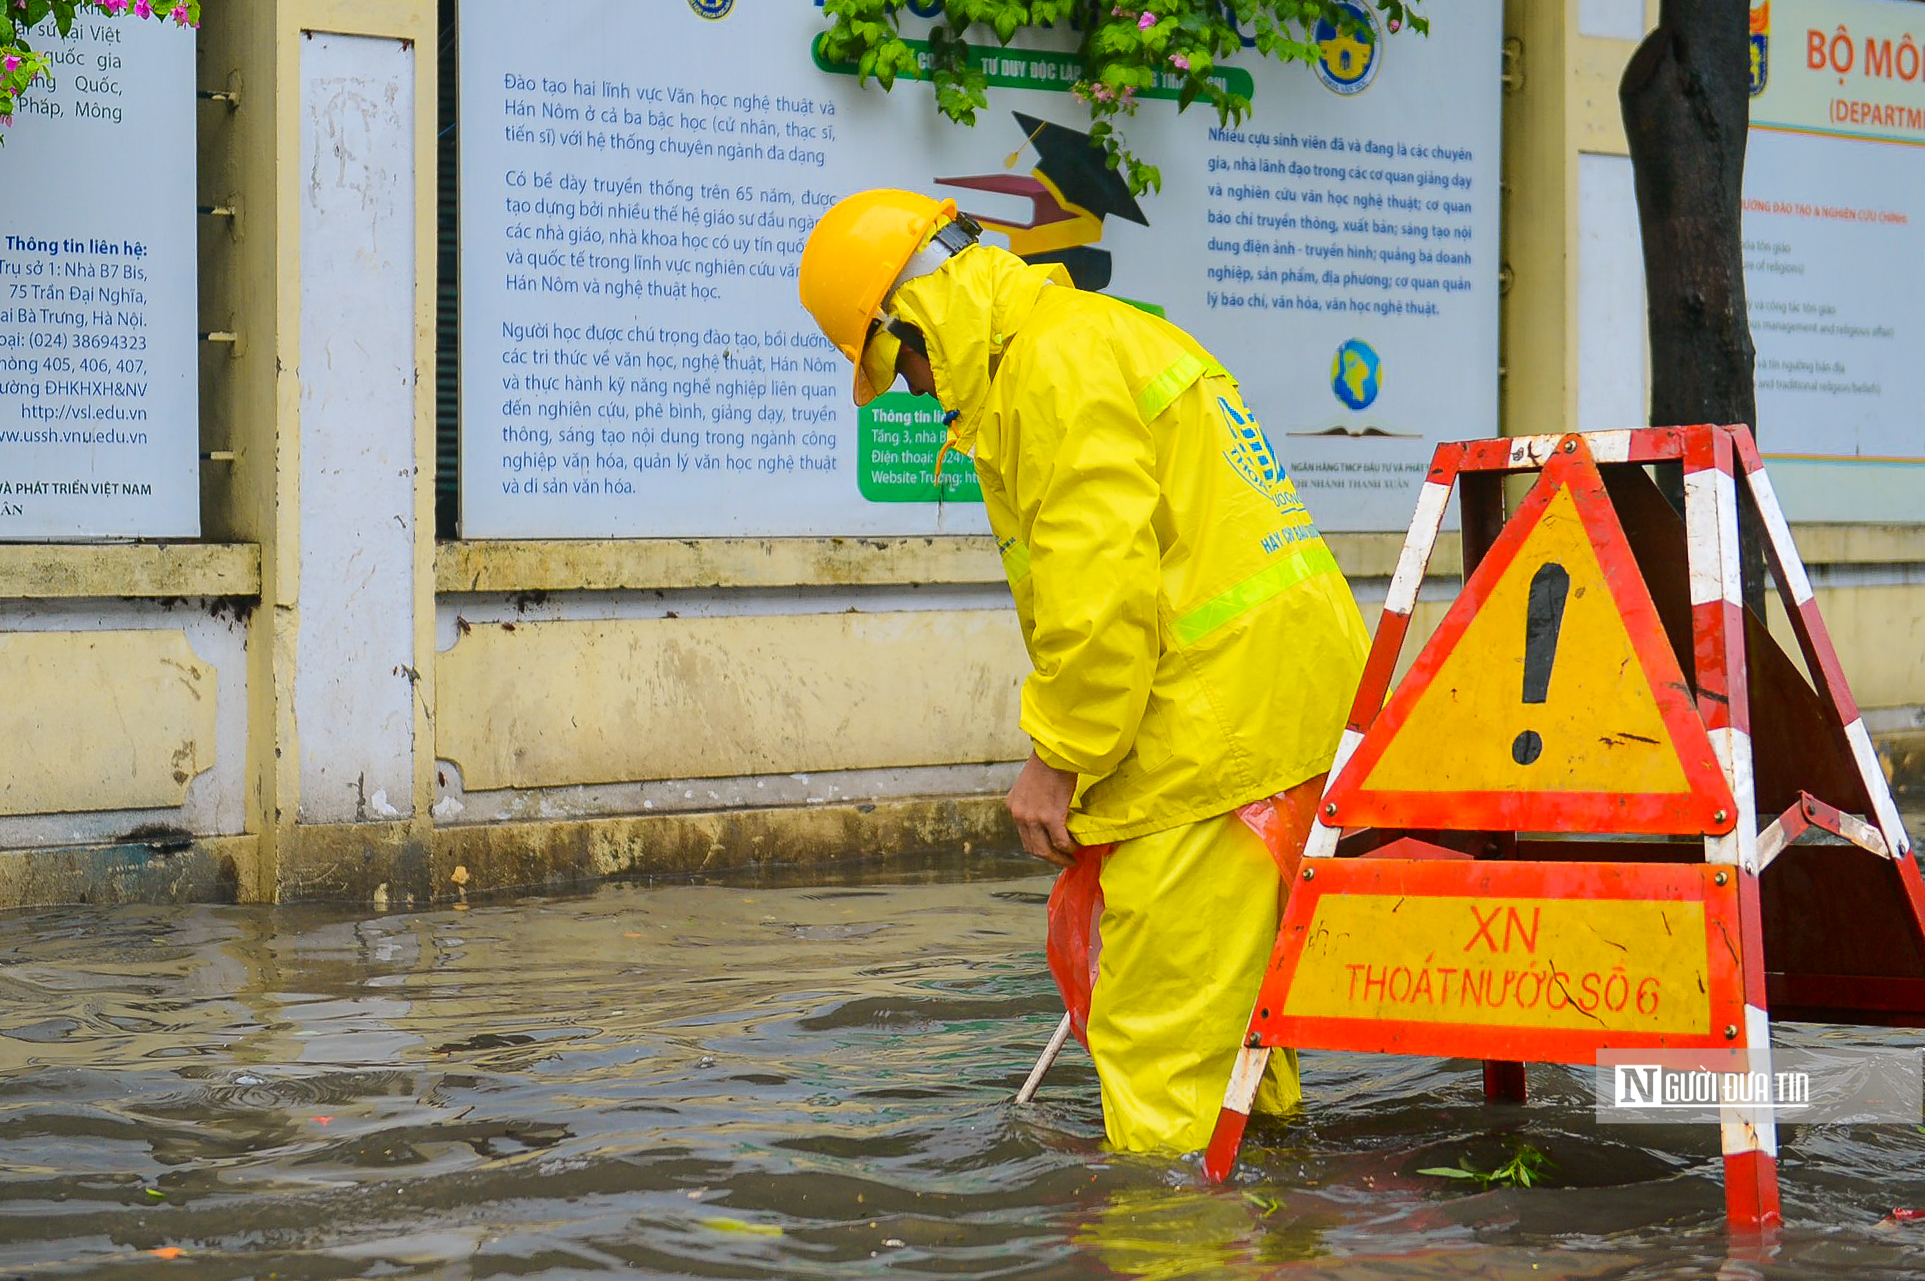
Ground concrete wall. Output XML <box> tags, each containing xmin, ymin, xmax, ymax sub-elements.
<box><xmin>0</xmin><ymin>0</ymin><xmax>1921</xmax><ymax>909</ymax></box>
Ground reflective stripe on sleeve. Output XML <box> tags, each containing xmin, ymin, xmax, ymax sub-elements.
<box><xmin>1135</xmin><ymin>354</ymin><xmax>1229</xmax><ymax>423</ymax></box>
<box><xmin>1172</xmin><ymin>542</ymin><xmax>1340</xmax><ymax>647</ymax></box>
<box><xmin>999</xmin><ymin>537</ymin><xmax>1032</xmax><ymax>584</ymax></box>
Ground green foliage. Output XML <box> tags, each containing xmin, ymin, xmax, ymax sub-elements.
<box><xmin>1418</xmin><ymin>1141</ymin><xmax>1556</xmax><ymax>1191</ymax></box>
<box><xmin>1</xmin><ymin>0</ymin><xmax>200</xmax><ymax>131</ymax></box>
<box><xmin>1240</xmin><ymin>1190</ymin><xmax>1286</xmax><ymax>1216</ymax></box>
<box><xmin>818</xmin><ymin>0</ymin><xmax>1425</xmax><ymax>194</ymax></box>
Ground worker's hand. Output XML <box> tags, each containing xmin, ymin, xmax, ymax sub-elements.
<box><xmin>1007</xmin><ymin>750</ymin><xmax>1079</xmax><ymax>868</ymax></box>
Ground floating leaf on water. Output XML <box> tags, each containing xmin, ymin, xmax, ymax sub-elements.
<box><xmin>1419</xmin><ymin>1142</ymin><xmax>1556</xmax><ymax>1190</ymax></box>
<box><xmin>702</xmin><ymin>1216</ymin><xmax>784</xmax><ymax>1237</ymax></box>
<box><xmin>1240</xmin><ymin>1191</ymin><xmax>1285</xmax><ymax>1216</ymax></box>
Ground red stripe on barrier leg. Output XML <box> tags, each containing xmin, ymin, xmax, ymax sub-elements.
<box><xmin>1203</xmin><ymin>1044</ymin><xmax>1271</xmax><ymax>1182</ymax></box>
<box><xmin>1796</xmin><ymin>599</ymin><xmax>1862</xmax><ymax>726</ymax></box>
<box><xmin>1724</xmin><ymin>1148</ymin><xmax>1783</xmax><ymax>1233</ymax></box>
<box><xmin>1202</xmin><ymin>1105</ymin><xmax>1251</xmax><ymax>1184</ymax></box>
<box><xmin>1482</xmin><ymin>1060</ymin><xmax>1526</xmax><ymax>1102</ymax></box>
<box><xmin>1348</xmin><ymin>610</ymin><xmax>1412</xmax><ymax>730</ymax></box>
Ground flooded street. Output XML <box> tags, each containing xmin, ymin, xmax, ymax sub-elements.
<box><xmin>2</xmin><ymin>851</ymin><xmax>1924</xmax><ymax>1279</ymax></box>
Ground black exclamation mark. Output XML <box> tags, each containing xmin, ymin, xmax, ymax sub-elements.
<box><xmin>1511</xmin><ymin>562</ymin><xmax>1570</xmax><ymax>766</ymax></box>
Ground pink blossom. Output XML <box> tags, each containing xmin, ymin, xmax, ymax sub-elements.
<box><xmin>1137</xmin><ymin>11</ymin><xmax>1156</xmax><ymax>30</ymax></box>
<box><xmin>0</xmin><ymin>114</ymin><xmax>12</xmax><ymax>128</ymax></box>
<box><xmin>173</xmin><ymin>4</ymin><xmax>191</xmax><ymax>24</ymax></box>
<box><xmin>3</xmin><ymin>55</ymin><xmax>17</xmax><ymax>74</ymax></box>
<box><xmin>1169</xmin><ymin>52</ymin><xmax>1189</xmax><ymax>71</ymax></box>
<box><xmin>133</xmin><ymin>0</ymin><xmax>153</xmax><ymax>17</ymax></box>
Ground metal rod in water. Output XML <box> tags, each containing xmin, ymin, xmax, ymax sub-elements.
<box><xmin>1015</xmin><ymin>1012</ymin><xmax>1074</xmax><ymax>1104</ymax></box>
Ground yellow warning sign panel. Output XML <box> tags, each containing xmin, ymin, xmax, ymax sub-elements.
<box><xmin>1325</xmin><ymin>446</ymin><xmax>1735</xmax><ymax>833</ymax></box>
<box><xmin>1370</xmin><ymin>487</ymin><xmax>1683</xmax><ymax>794</ymax></box>
<box><xmin>1244</xmin><ymin>859</ymin><xmax>1747</xmax><ymax>1062</ymax></box>
<box><xmin>1278</xmin><ymin>892</ymin><xmax>1712</xmax><ymax>1034</ymax></box>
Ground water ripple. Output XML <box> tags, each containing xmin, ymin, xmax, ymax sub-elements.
<box><xmin>0</xmin><ymin>861</ymin><xmax>1920</xmax><ymax>1277</ymax></box>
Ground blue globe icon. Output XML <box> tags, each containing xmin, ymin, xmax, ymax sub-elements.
<box><xmin>1330</xmin><ymin>339</ymin><xmax>1382</xmax><ymax>411</ymax></box>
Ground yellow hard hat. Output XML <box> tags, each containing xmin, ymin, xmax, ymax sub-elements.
<box><xmin>799</xmin><ymin>188</ymin><xmax>960</xmax><ymax>405</ymax></box>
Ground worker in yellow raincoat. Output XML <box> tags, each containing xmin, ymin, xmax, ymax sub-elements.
<box><xmin>798</xmin><ymin>190</ymin><xmax>1370</xmax><ymax>1154</ymax></box>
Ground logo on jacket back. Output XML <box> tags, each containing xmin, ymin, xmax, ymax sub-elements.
<box><xmin>1219</xmin><ymin>396</ymin><xmax>1306</xmax><ymax>519</ymax></box>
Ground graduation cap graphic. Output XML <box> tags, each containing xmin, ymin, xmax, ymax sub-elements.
<box><xmin>937</xmin><ymin>112</ymin><xmax>1149</xmax><ymax>292</ymax></box>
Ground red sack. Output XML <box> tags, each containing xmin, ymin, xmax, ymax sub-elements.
<box><xmin>1041</xmin><ymin>774</ymin><xmax>1327</xmax><ymax>1048</ymax></box>
<box><xmin>1233</xmin><ymin>772</ymin><xmax>1328</xmax><ymax>892</ymax></box>
<box><xmin>1045</xmin><ymin>844</ymin><xmax>1113</xmax><ymax>1048</ymax></box>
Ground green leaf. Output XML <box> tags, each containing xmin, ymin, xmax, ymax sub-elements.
<box><xmin>810</xmin><ymin>0</ymin><xmax>1423</xmax><ymax>183</ymax></box>
<box><xmin>1416</xmin><ymin>1165</ymin><xmax>1484</xmax><ymax>1180</ymax></box>
<box><xmin>702</xmin><ymin>1217</ymin><xmax>784</xmax><ymax>1237</ymax></box>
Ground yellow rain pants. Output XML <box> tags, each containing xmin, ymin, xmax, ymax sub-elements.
<box><xmin>1087</xmin><ymin>810</ymin><xmax>1299</xmax><ymax>1153</ymax></box>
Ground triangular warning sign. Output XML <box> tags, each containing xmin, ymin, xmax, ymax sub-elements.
<box><xmin>1326</xmin><ymin>440</ymin><xmax>1736</xmax><ymax>835</ymax></box>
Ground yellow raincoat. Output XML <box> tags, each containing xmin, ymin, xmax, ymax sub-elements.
<box><xmin>893</xmin><ymin>246</ymin><xmax>1368</xmax><ymax>841</ymax></box>
<box><xmin>891</xmin><ymin>245</ymin><xmax>1370</xmax><ymax>1150</ymax></box>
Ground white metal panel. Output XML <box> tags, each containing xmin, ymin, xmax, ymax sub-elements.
<box><xmin>1579</xmin><ymin>0</ymin><xmax>1648</xmax><ymax>41</ymax></box>
<box><xmin>296</xmin><ymin>34</ymin><xmax>418</xmax><ymax>823</ymax></box>
<box><xmin>1577</xmin><ymin>153</ymin><xmax>1649</xmax><ymax>432</ymax></box>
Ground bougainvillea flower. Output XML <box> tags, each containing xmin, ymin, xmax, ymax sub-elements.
<box><xmin>1137</xmin><ymin>11</ymin><xmax>1156</xmax><ymax>29</ymax></box>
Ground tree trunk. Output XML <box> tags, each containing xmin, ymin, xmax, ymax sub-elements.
<box><xmin>1620</xmin><ymin>0</ymin><xmax>1766</xmax><ymax>611</ymax></box>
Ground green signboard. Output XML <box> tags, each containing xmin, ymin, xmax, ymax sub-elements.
<box><xmin>857</xmin><ymin>394</ymin><xmax>981</xmax><ymax>503</ymax></box>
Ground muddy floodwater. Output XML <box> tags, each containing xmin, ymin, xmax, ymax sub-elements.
<box><xmin>3</xmin><ymin>850</ymin><xmax>1925</xmax><ymax>1279</ymax></box>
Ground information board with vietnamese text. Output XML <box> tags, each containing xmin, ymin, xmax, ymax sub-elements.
<box><xmin>0</xmin><ymin>16</ymin><xmax>198</xmax><ymax>539</ymax></box>
<box><xmin>458</xmin><ymin>0</ymin><xmax>1500</xmax><ymax>537</ymax></box>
